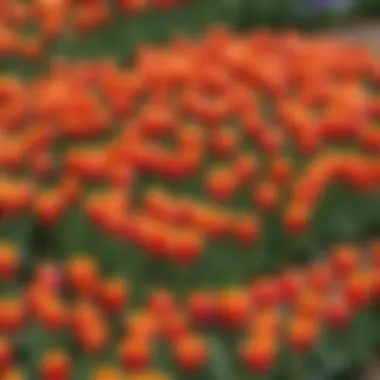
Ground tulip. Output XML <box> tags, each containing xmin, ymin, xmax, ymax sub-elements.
<box><xmin>173</xmin><ymin>334</ymin><xmax>208</xmax><ymax>373</ymax></box>
<box><xmin>40</xmin><ymin>350</ymin><xmax>72</xmax><ymax>380</ymax></box>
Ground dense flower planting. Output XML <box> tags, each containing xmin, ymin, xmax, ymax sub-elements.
<box><xmin>0</xmin><ymin>26</ymin><xmax>379</xmax><ymax>379</ymax></box>
<box><xmin>0</xmin><ymin>241</ymin><xmax>380</xmax><ymax>379</ymax></box>
<box><xmin>0</xmin><ymin>0</ymin><xmax>191</xmax><ymax>59</ymax></box>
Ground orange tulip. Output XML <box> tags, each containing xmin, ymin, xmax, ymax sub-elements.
<box><xmin>160</xmin><ymin>310</ymin><xmax>189</xmax><ymax>342</ymax></box>
<box><xmin>232</xmin><ymin>214</ymin><xmax>261</xmax><ymax>245</ymax></box>
<box><xmin>187</xmin><ymin>291</ymin><xmax>217</xmax><ymax>325</ymax></box>
<box><xmin>283</xmin><ymin>203</ymin><xmax>310</xmax><ymax>236</ymax></box>
<box><xmin>251</xmin><ymin>279</ymin><xmax>278</xmax><ymax>309</ymax></box>
<box><xmin>124</xmin><ymin>310</ymin><xmax>158</xmax><ymax>340</ymax></box>
<box><xmin>209</xmin><ymin>128</ymin><xmax>239</xmax><ymax>158</ymax></box>
<box><xmin>205</xmin><ymin>167</ymin><xmax>238</xmax><ymax>202</ymax></box>
<box><xmin>119</xmin><ymin>337</ymin><xmax>151</xmax><ymax>371</ymax></box>
<box><xmin>99</xmin><ymin>277</ymin><xmax>129</xmax><ymax>314</ymax></box>
<box><xmin>40</xmin><ymin>350</ymin><xmax>72</xmax><ymax>380</ymax></box>
<box><xmin>330</xmin><ymin>245</ymin><xmax>359</xmax><ymax>278</ymax></box>
<box><xmin>34</xmin><ymin>190</ymin><xmax>65</xmax><ymax>225</ymax></box>
<box><xmin>218</xmin><ymin>289</ymin><xmax>250</xmax><ymax>328</ymax></box>
<box><xmin>170</xmin><ymin>229</ymin><xmax>204</xmax><ymax>265</ymax></box>
<box><xmin>173</xmin><ymin>334</ymin><xmax>208</xmax><ymax>373</ymax></box>
<box><xmin>36</xmin><ymin>296</ymin><xmax>67</xmax><ymax>332</ymax></box>
<box><xmin>234</xmin><ymin>153</ymin><xmax>259</xmax><ymax>185</ymax></box>
<box><xmin>0</xmin><ymin>298</ymin><xmax>25</xmax><ymax>333</ymax></box>
<box><xmin>241</xmin><ymin>335</ymin><xmax>277</xmax><ymax>373</ymax></box>
<box><xmin>65</xmin><ymin>255</ymin><xmax>99</xmax><ymax>296</ymax></box>
<box><xmin>324</xmin><ymin>296</ymin><xmax>351</xmax><ymax>329</ymax></box>
<box><xmin>288</xmin><ymin>316</ymin><xmax>319</xmax><ymax>352</ymax></box>
<box><xmin>147</xmin><ymin>289</ymin><xmax>176</xmax><ymax>318</ymax></box>
<box><xmin>0</xmin><ymin>243</ymin><xmax>19</xmax><ymax>281</ymax></box>
<box><xmin>254</xmin><ymin>182</ymin><xmax>279</xmax><ymax>212</ymax></box>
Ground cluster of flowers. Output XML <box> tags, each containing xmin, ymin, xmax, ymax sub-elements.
<box><xmin>0</xmin><ymin>0</ymin><xmax>190</xmax><ymax>58</ymax></box>
<box><xmin>0</xmin><ymin>240</ymin><xmax>379</xmax><ymax>379</ymax></box>
<box><xmin>0</xmin><ymin>27</ymin><xmax>379</xmax><ymax>378</ymax></box>
<box><xmin>0</xmin><ymin>28</ymin><xmax>379</xmax><ymax>266</ymax></box>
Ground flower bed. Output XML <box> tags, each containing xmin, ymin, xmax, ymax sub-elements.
<box><xmin>0</xmin><ymin>26</ymin><xmax>379</xmax><ymax>379</ymax></box>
